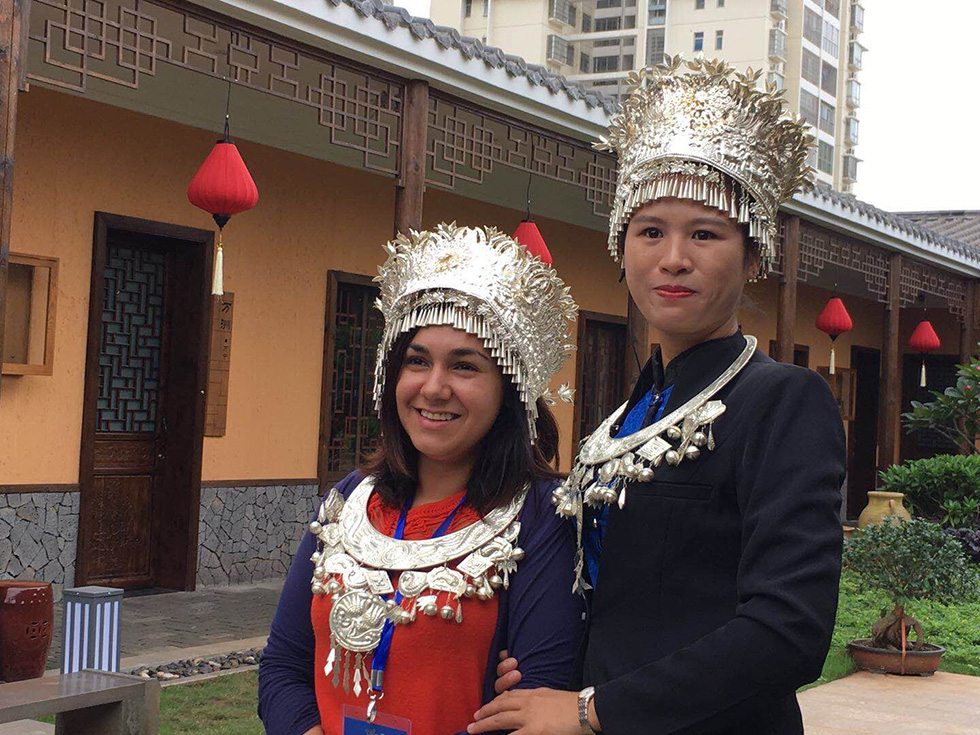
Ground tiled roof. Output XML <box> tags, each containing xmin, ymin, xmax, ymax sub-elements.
<box><xmin>808</xmin><ymin>184</ymin><xmax>979</xmax><ymax>261</ymax></box>
<box><xmin>897</xmin><ymin>211</ymin><xmax>980</xmax><ymax>250</ymax></box>
<box><xmin>331</xmin><ymin>0</ymin><xmax>620</xmax><ymax>113</ymax></box>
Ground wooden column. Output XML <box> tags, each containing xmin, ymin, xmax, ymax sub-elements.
<box><xmin>774</xmin><ymin>215</ymin><xmax>800</xmax><ymax>364</ymax></box>
<box><xmin>393</xmin><ymin>80</ymin><xmax>429</xmax><ymax>236</ymax></box>
<box><xmin>877</xmin><ymin>252</ymin><xmax>903</xmax><ymax>475</ymax></box>
<box><xmin>960</xmin><ymin>279</ymin><xmax>978</xmax><ymax>365</ymax></box>
<box><xmin>625</xmin><ymin>293</ymin><xmax>647</xmax><ymax>396</ymax></box>
<box><xmin>0</xmin><ymin>0</ymin><xmax>25</xmax><ymax>401</ymax></box>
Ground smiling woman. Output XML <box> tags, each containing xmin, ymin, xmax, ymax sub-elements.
<box><xmin>258</xmin><ymin>224</ymin><xmax>583</xmax><ymax>735</ymax></box>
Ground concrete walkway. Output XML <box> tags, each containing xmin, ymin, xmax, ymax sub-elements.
<box><xmin>799</xmin><ymin>670</ymin><xmax>980</xmax><ymax>734</ymax></box>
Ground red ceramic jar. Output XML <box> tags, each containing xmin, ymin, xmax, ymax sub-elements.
<box><xmin>0</xmin><ymin>581</ymin><xmax>54</xmax><ymax>682</ymax></box>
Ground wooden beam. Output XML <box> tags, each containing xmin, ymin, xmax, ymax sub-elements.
<box><xmin>775</xmin><ymin>215</ymin><xmax>800</xmax><ymax>364</ymax></box>
<box><xmin>877</xmin><ymin>252</ymin><xmax>902</xmax><ymax>475</ymax></box>
<box><xmin>625</xmin><ymin>293</ymin><xmax>647</xmax><ymax>398</ymax></box>
<box><xmin>0</xmin><ymin>0</ymin><xmax>25</xmax><ymax>402</ymax></box>
<box><xmin>394</xmin><ymin>79</ymin><xmax>428</xmax><ymax>236</ymax></box>
<box><xmin>960</xmin><ymin>279</ymin><xmax>977</xmax><ymax>365</ymax></box>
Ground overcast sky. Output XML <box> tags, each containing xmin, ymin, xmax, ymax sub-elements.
<box><xmin>393</xmin><ymin>0</ymin><xmax>979</xmax><ymax>214</ymax></box>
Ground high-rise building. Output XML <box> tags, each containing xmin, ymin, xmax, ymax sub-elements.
<box><xmin>429</xmin><ymin>0</ymin><xmax>865</xmax><ymax>192</ymax></box>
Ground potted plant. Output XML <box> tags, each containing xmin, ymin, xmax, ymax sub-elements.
<box><xmin>843</xmin><ymin>518</ymin><xmax>978</xmax><ymax>675</ymax></box>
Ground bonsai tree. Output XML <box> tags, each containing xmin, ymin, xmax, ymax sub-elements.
<box><xmin>902</xmin><ymin>348</ymin><xmax>980</xmax><ymax>455</ymax></box>
<box><xmin>843</xmin><ymin>519</ymin><xmax>978</xmax><ymax>651</ymax></box>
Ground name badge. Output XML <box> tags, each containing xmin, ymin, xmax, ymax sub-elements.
<box><xmin>341</xmin><ymin>704</ymin><xmax>412</xmax><ymax>735</ymax></box>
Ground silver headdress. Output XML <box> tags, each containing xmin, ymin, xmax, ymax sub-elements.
<box><xmin>596</xmin><ymin>55</ymin><xmax>815</xmax><ymax>275</ymax></box>
<box><xmin>372</xmin><ymin>223</ymin><xmax>578</xmax><ymax>441</ymax></box>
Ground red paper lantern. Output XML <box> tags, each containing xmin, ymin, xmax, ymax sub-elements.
<box><xmin>909</xmin><ymin>319</ymin><xmax>941</xmax><ymax>387</ymax></box>
<box><xmin>512</xmin><ymin>220</ymin><xmax>552</xmax><ymax>265</ymax></box>
<box><xmin>816</xmin><ymin>296</ymin><xmax>853</xmax><ymax>375</ymax></box>
<box><xmin>188</xmin><ymin>139</ymin><xmax>258</xmax><ymax>296</ymax></box>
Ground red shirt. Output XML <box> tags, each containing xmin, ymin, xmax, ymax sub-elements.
<box><xmin>312</xmin><ymin>489</ymin><xmax>500</xmax><ymax>734</ymax></box>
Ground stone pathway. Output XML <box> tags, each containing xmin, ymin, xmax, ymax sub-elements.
<box><xmin>45</xmin><ymin>579</ymin><xmax>284</xmax><ymax>670</ymax></box>
<box><xmin>799</xmin><ymin>670</ymin><xmax>980</xmax><ymax>734</ymax></box>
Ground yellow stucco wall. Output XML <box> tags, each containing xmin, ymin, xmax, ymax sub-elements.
<box><xmin>0</xmin><ymin>88</ymin><xmax>625</xmax><ymax>484</ymax></box>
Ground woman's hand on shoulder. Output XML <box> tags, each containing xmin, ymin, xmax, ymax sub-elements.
<box><xmin>495</xmin><ymin>649</ymin><xmax>522</xmax><ymax>693</ymax></box>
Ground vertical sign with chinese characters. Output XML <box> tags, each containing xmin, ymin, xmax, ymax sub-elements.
<box><xmin>206</xmin><ymin>293</ymin><xmax>234</xmax><ymax>437</ymax></box>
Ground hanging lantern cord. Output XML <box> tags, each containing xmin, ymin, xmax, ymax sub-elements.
<box><xmin>223</xmin><ymin>78</ymin><xmax>232</xmax><ymax>144</ymax></box>
<box><xmin>525</xmin><ymin>171</ymin><xmax>532</xmax><ymax>221</ymax></box>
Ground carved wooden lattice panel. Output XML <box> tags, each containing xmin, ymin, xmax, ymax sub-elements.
<box><xmin>28</xmin><ymin>0</ymin><xmax>402</xmax><ymax>173</ymax></box>
<box><xmin>325</xmin><ymin>281</ymin><xmax>383</xmax><ymax>474</ymax></box>
<box><xmin>97</xmin><ymin>244</ymin><xmax>167</xmax><ymax>434</ymax></box>
<box><xmin>426</xmin><ymin>95</ymin><xmax>617</xmax><ymax>217</ymax></box>
<box><xmin>799</xmin><ymin>221</ymin><xmax>890</xmax><ymax>303</ymax></box>
<box><xmin>900</xmin><ymin>260</ymin><xmax>967</xmax><ymax>321</ymax></box>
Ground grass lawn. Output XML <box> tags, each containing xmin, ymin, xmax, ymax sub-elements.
<box><xmin>801</xmin><ymin>569</ymin><xmax>980</xmax><ymax>691</ymax></box>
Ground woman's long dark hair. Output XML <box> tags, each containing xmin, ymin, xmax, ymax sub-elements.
<box><xmin>362</xmin><ymin>329</ymin><xmax>563</xmax><ymax>515</ymax></box>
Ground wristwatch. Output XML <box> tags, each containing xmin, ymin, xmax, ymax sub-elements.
<box><xmin>578</xmin><ymin>686</ymin><xmax>599</xmax><ymax>734</ymax></box>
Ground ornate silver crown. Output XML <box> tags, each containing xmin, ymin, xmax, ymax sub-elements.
<box><xmin>596</xmin><ymin>56</ymin><xmax>815</xmax><ymax>275</ymax></box>
<box><xmin>372</xmin><ymin>223</ymin><xmax>578</xmax><ymax>441</ymax></box>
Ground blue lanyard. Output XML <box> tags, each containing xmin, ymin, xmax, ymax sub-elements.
<box><xmin>369</xmin><ymin>493</ymin><xmax>466</xmax><ymax>697</ymax></box>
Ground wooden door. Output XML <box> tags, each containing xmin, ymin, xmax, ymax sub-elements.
<box><xmin>77</xmin><ymin>214</ymin><xmax>213</xmax><ymax>591</ymax></box>
<box><xmin>86</xmin><ymin>239</ymin><xmax>172</xmax><ymax>588</ymax></box>
<box><xmin>846</xmin><ymin>346</ymin><xmax>880</xmax><ymax>521</ymax></box>
<box><xmin>574</xmin><ymin>312</ymin><xmax>628</xmax><ymax>445</ymax></box>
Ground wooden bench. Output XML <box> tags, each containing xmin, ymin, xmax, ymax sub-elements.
<box><xmin>0</xmin><ymin>670</ymin><xmax>159</xmax><ymax>735</ymax></box>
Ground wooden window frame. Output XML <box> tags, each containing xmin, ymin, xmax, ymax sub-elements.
<box><xmin>573</xmin><ymin>310</ymin><xmax>628</xmax><ymax>448</ymax></box>
<box><xmin>2</xmin><ymin>252</ymin><xmax>59</xmax><ymax>376</ymax></box>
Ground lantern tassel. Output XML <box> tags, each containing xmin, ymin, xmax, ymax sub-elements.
<box><xmin>920</xmin><ymin>357</ymin><xmax>927</xmax><ymax>388</ymax></box>
<box><xmin>829</xmin><ymin>345</ymin><xmax>836</xmax><ymax>375</ymax></box>
<box><xmin>212</xmin><ymin>232</ymin><xmax>224</xmax><ymax>296</ymax></box>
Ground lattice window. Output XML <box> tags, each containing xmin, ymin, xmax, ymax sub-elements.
<box><xmin>323</xmin><ymin>280</ymin><xmax>383</xmax><ymax>475</ymax></box>
<box><xmin>28</xmin><ymin>0</ymin><xmax>403</xmax><ymax>173</ymax></box>
<box><xmin>97</xmin><ymin>244</ymin><xmax>167</xmax><ymax>434</ymax></box>
<box><xmin>426</xmin><ymin>95</ymin><xmax>617</xmax><ymax>217</ymax></box>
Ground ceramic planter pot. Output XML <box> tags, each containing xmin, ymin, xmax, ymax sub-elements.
<box><xmin>857</xmin><ymin>491</ymin><xmax>912</xmax><ymax>529</ymax></box>
<box><xmin>0</xmin><ymin>580</ymin><xmax>54</xmax><ymax>682</ymax></box>
<box><xmin>847</xmin><ymin>638</ymin><xmax>945</xmax><ymax>676</ymax></box>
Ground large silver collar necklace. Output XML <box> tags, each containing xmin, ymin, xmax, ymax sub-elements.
<box><xmin>309</xmin><ymin>475</ymin><xmax>528</xmax><ymax>698</ymax></box>
<box><xmin>553</xmin><ymin>335</ymin><xmax>756</xmax><ymax>517</ymax></box>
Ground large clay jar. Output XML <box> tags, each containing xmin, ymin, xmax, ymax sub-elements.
<box><xmin>0</xmin><ymin>581</ymin><xmax>54</xmax><ymax>682</ymax></box>
<box><xmin>857</xmin><ymin>491</ymin><xmax>913</xmax><ymax>529</ymax></box>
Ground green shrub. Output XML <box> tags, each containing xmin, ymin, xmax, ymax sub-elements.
<box><xmin>878</xmin><ymin>454</ymin><xmax>980</xmax><ymax>528</ymax></box>
<box><xmin>902</xmin><ymin>351</ymin><xmax>980</xmax><ymax>453</ymax></box>
<box><xmin>843</xmin><ymin>519</ymin><xmax>979</xmax><ymax>649</ymax></box>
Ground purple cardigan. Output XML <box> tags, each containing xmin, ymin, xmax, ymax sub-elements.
<box><xmin>258</xmin><ymin>471</ymin><xmax>584</xmax><ymax>735</ymax></box>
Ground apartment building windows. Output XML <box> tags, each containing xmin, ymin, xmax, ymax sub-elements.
<box><xmin>770</xmin><ymin>0</ymin><xmax>788</xmax><ymax>16</ymax></box>
<box><xmin>582</xmin><ymin>13</ymin><xmax>592</xmax><ymax>31</ymax></box>
<box><xmin>718</xmin><ymin>0</ymin><xmax>725</xmax><ymax>6</ymax></box>
<box><xmin>846</xmin><ymin>79</ymin><xmax>861</xmax><ymax>107</ymax></box>
<box><xmin>821</xmin><ymin>62</ymin><xmax>837</xmax><ymax>95</ymax></box>
<box><xmin>594</xmin><ymin>55</ymin><xmax>621</xmax><ymax>72</ymax></box>
<box><xmin>818</xmin><ymin>141</ymin><xmax>834</xmax><ymax>174</ymax></box>
<box><xmin>696</xmin><ymin>0</ymin><xmax>705</xmax><ymax>8</ymax></box>
<box><xmin>819</xmin><ymin>101</ymin><xmax>836</xmax><ymax>135</ymax></box>
<box><xmin>716</xmin><ymin>30</ymin><xmax>724</xmax><ymax>50</ymax></box>
<box><xmin>769</xmin><ymin>28</ymin><xmax>787</xmax><ymax>60</ymax></box>
<box><xmin>849</xmin><ymin>42</ymin><xmax>864</xmax><ymax>70</ymax></box>
<box><xmin>851</xmin><ymin>3</ymin><xmax>865</xmax><ymax>32</ymax></box>
<box><xmin>580</xmin><ymin>51</ymin><xmax>591</xmax><ymax>73</ymax></box>
<box><xmin>822</xmin><ymin>21</ymin><xmax>839</xmax><ymax>57</ymax></box>
<box><xmin>483</xmin><ymin>0</ymin><xmax>488</xmax><ymax>17</ymax></box>
<box><xmin>843</xmin><ymin>154</ymin><xmax>859</xmax><ymax>182</ymax></box>
<box><xmin>767</xmin><ymin>71</ymin><xmax>785</xmax><ymax>90</ymax></box>
<box><xmin>625</xmin><ymin>15</ymin><xmax>636</xmax><ymax>28</ymax></box>
<box><xmin>824</xmin><ymin>0</ymin><xmax>840</xmax><ymax>19</ymax></box>
<box><xmin>595</xmin><ymin>16</ymin><xmax>622</xmax><ymax>31</ymax></box>
<box><xmin>647</xmin><ymin>28</ymin><xmax>666</xmax><ymax>64</ymax></box>
<box><xmin>595</xmin><ymin>39</ymin><xmax>620</xmax><ymax>48</ymax></box>
<box><xmin>549</xmin><ymin>0</ymin><xmax>576</xmax><ymax>26</ymax></box>
<box><xmin>803</xmin><ymin>7</ymin><xmax>822</xmax><ymax>46</ymax></box>
<box><xmin>623</xmin><ymin>54</ymin><xmax>634</xmax><ymax>68</ymax></box>
<box><xmin>649</xmin><ymin>1</ymin><xmax>667</xmax><ymax>25</ymax></box>
<box><xmin>464</xmin><ymin>0</ymin><xmax>471</xmax><ymax>17</ymax></box>
<box><xmin>801</xmin><ymin>48</ymin><xmax>820</xmax><ymax>85</ymax></box>
<box><xmin>596</xmin><ymin>0</ymin><xmax>621</xmax><ymax>8</ymax></box>
<box><xmin>845</xmin><ymin>117</ymin><xmax>859</xmax><ymax>145</ymax></box>
<box><xmin>694</xmin><ymin>31</ymin><xmax>704</xmax><ymax>52</ymax></box>
<box><xmin>547</xmin><ymin>34</ymin><xmax>574</xmax><ymax>66</ymax></box>
<box><xmin>800</xmin><ymin>89</ymin><xmax>819</xmax><ymax>127</ymax></box>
